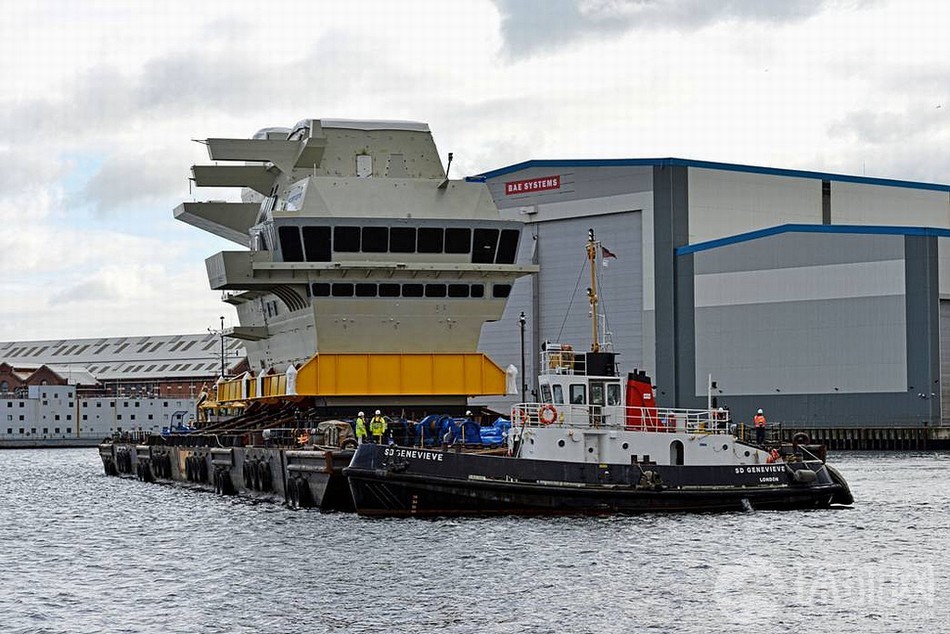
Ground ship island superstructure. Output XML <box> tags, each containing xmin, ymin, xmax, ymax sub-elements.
<box><xmin>175</xmin><ymin>119</ymin><xmax>537</xmax><ymax>409</ymax></box>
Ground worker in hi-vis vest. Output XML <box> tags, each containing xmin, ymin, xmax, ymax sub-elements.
<box><xmin>355</xmin><ymin>411</ymin><xmax>367</xmax><ymax>445</ymax></box>
<box><xmin>370</xmin><ymin>410</ymin><xmax>387</xmax><ymax>444</ymax></box>
<box><xmin>753</xmin><ymin>408</ymin><xmax>767</xmax><ymax>445</ymax></box>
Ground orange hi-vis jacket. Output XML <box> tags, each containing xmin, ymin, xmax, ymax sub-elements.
<box><xmin>753</xmin><ymin>414</ymin><xmax>767</xmax><ymax>428</ymax></box>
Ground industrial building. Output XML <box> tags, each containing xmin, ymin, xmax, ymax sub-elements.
<box><xmin>474</xmin><ymin>158</ymin><xmax>950</xmax><ymax>435</ymax></box>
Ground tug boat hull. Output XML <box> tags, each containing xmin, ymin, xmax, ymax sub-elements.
<box><xmin>344</xmin><ymin>444</ymin><xmax>853</xmax><ymax>517</ymax></box>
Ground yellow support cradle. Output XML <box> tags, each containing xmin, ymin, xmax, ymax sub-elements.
<box><xmin>215</xmin><ymin>352</ymin><xmax>508</xmax><ymax>403</ymax></box>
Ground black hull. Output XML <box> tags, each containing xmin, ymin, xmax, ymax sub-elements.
<box><xmin>99</xmin><ymin>442</ymin><xmax>354</xmax><ymax>512</ymax></box>
<box><xmin>345</xmin><ymin>445</ymin><xmax>853</xmax><ymax>517</ymax></box>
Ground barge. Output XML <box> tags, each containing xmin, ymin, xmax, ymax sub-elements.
<box><xmin>100</xmin><ymin>117</ymin><xmax>536</xmax><ymax>507</ymax></box>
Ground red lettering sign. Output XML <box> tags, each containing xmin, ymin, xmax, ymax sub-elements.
<box><xmin>504</xmin><ymin>175</ymin><xmax>561</xmax><ymax>196</ymax></box>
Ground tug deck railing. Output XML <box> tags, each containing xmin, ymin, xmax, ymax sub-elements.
<box><xmin>511</xmin><ymin>403</ymin><xmax>732</xmax><ymax>434</ymax></box>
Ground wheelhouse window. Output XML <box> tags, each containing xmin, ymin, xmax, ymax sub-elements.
<box><xmin>470</xmin><ymin>284</ymin><xmax>485</xmax><ymax>298</ymax></box>
<box><xmin>447</xmin><ymin>284</ymin><xmax>469</xmax><ymax>298</ymax></box>
<box><xmin>402</xmin><ymin>284</ymin><xmax>423</xmax><ymax>297</ymax></box>
<box><xmin>312</xmin><ymin>283</ymin><xmax>331</xmax><ymax>297</ymax></box>
<box><xmin>607</xmin><ymin>384</ymin><xmax>621</xmax><ymax>406</ymax></box>
<box><xmin>569</xmin><ymin>384</ymin><xmax>586</xmax><ymax>404</ymax></box>
<box><xmin>552</xmin><ymin>385</ymin><xmax>564</xmax><ymax>404</ymax></box>
<box><xmin>590</xmin><ymin>383</ymin><xmax>605</xmax><ymax>406</ymax></box>
<box><xmin>424</xmin><ymin>284</ymin><xmax>446</xmax><ymax>298</ymax></box>
<box><xmin>540</xmin><ymin>384</ymin><xmax>552</xmax><ymax>402</ymax></box>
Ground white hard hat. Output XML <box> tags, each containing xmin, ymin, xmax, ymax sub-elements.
<box><xmin>466</xmin><ymin>410</ymin><xmax>472</xmax><ymax>416</ymax></box>
<box><xmin>717</xmin><ymin>407</ymin><xmax>724</xmax><ymax>412</ymax></box>
<box><xmin>358</xmin><ymin>411</ymin><xmax>364</xmax><ymax>417</ymax></box>
<box><xmin>375</xmin><ymin>409</ymin><xmax>381</xmax><ymax>415</ymax></box>
<box><xmin>757</xmin><ymin>409</ymin><xmax>763</xmax><ymax>414</ymax></box>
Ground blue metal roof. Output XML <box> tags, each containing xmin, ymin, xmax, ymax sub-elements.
<box><xmin>676</xmin><ymin>224</ymin><xmax>950</xmax><ymax>256</ymax></box>
<box><xmin>473</xmin><ymin>158</ymin><xmax>950</xmax><ymax>193</ymax></box>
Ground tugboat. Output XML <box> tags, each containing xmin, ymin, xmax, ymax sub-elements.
<box><xmin>344</xmin><ymin>230</ymin><xmax>854</xmax><ymax>516</ymax></box>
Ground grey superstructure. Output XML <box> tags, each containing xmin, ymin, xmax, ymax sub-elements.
<box><xmin>176</xmin><ymin>119</ymin><xmax>537</xmax><ymax>372</ymax></box>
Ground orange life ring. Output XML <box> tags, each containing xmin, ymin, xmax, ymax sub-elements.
<box><xmin>511</xmin><ymin>407</ymin><xmax>528</xmax><ymax>426</ymax></box>
<box><xmin>539</xmin><ymin>404</ymin><xmax>558</xmax><ymax>425</ymax></box>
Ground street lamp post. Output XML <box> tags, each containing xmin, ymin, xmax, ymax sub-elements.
<box><xmin>519</xmin><ymin>311</ymin><xmax>526</xmax><ymax>403</ymax></box>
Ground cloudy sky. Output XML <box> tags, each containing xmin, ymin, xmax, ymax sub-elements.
<box><xmin>1</xmin><ymin>0</ymin><xmax>946</xmax><ymax>342</ymax></box>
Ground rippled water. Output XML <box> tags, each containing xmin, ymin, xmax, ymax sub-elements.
<box><xmin>0</xmin><ymin>450</ymin><xmax>947</xmax><ymax>633</ymax></box>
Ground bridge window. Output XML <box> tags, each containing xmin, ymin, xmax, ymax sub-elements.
<box><xmin>424</xmin><ymin>284</ymin><xmax>447</xmax><ymax>298</ymax></box>
<box><xmin>390</xmin><ymin>227</ymin><xmax>416</xmax><ymax>253</ymax></box>
<box><xmin>334</xmin><ymin>226</ymin><xmax>360</xmax><ymax>252</ymax></box>
<box><xmin>302</xmin><ymin>226</ymin><xmax>331</xmax><ymax>262</ymax></box>
<box><xmin>278</xmin><ymin>226</ymin><xmax>304</xmax><ymax>262</ymax></box>
<box><xmin>311</xmin><ymin>283</ymin><xmax>330</xmax><ymax>297</ymax></box>
<box><xmin>445</xmin><ymin>228</ymin><xmax>471</xmax><ymax>254</ymax></box>
<box><xmin>497</xmin><ymin>229</ymin><xmax>520</xmax><ymax>264</ymax></box>
<box><xmin>362</xmin><ymin>227</ymin><xmax>388</xmax><ymax>253</ymax></box>
<box><xmin>417</xmin><ymin>227</ymin><xmax>443</xmax><ymax>253</ymax></box>
<box><xmin>472</xmin><ymin>228</ymin><xmax>499</xmax><ymax>264</ymax></box>
<box><xmin>402</xmin><ymin>284</ymin><xmax>423</xmax><ymax>297</ymax></box>
<box><xmin>470</xmin><ymin>284</ymin><xmax>484</xmax><ymax>298</ymax></box>
<box><xmin>552</xmin><ymin>385</ymin><xmax>564</xmax><ymax>404</ymax></box>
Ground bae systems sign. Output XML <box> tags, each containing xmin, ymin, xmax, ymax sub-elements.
<box><xmin>504</xmin><ymin>175</ymin><xmax>561</xmax><ymax>195</ymax></box>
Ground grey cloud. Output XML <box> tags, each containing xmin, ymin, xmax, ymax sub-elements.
<box><xmin>825</xmin><ymin>104</ymin><xmax>950</xmax><ymax>184</ymax></box>
<box><xmin>69</xmin><ymin>150</ymin><xmax>188</xmax><ymax>214</ymax></box>
<box><xmin>492</xmin><ymin>0</ymin><xmax>868</xmax><ymax>58</ymax></box>
<box><xmin>50</xmin><ymin>279</ymin><xmax>119</xmax><ymax>304</ymax></box>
